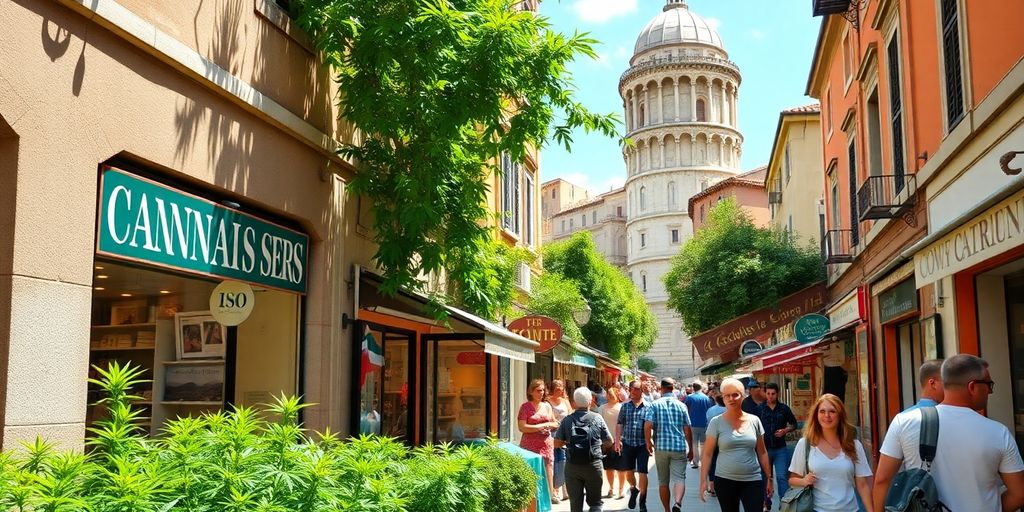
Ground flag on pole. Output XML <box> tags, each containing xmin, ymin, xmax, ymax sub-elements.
<box><xmin>360</xmin><ymin>326</ymin><xmax>384</xmax><ymax>386</ymax></box>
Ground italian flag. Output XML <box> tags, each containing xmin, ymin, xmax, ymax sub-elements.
<box><xmin>360</xmin><ymin>326</ymin><xmax>384</xmax><ymax>386</ymax></box>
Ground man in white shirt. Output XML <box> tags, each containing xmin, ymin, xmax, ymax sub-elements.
<box><xmin>872</xmin><ymin>354</ymin><xmax>1024</xmax><ymax>511</ymax></box>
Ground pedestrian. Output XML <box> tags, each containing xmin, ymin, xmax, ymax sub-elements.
<box><xmin>741</xmin><ymin>378</ymin><xmax>765</xmax><ymax>415</ymax></box>
<box><xmin>684</xmin><ymin>381</ymin><xmax>715</xmax><ymax>469</ymax></box>
<box><xmin>616</xmin><ymin>379</ymin><xmax>652</xmax><ymax>511</ymax></box>
<box><xmin>758</xmin><ymin>382</ymin><xmax>798</xmax><ymax>510</ymax></box>
<box><xmin>787</xmin><ymin>393</ymin><xmax>873</xmax><ymax>512</ymax></box>
<box><xmin>871</xmin><ymin>354</ymin><xmax>1024</xmax><ymax>511</ymax></box>
<box><xmin>549</xmin><ymin>379</ymin><xmax>574</xmax><ymax>503</ymax></box>
<box><xmin>644</xmin><ymin>378</ymin><xmax>694</xmax><ymax>512</ymax></box>
<box><xmin>554</xmin><ymin>386</ymin><xmax>614</xmax><ymax>512</ymax></box>
<box><xmin>518</xmin><ymin>379</ymin><xmax>560</xmax><ymax>504</ymax></box>
<box><xmin>699</xmin><ymin>377</ymin><xmax>772</xmax><ymax>512</ymax></box>
<box><xmin>598</xmin><ymin>386</ymin><xmax>627</xmax><ymax>499</ymax></box>
<box><xmin>902</xmin><ymin>359</ymin><xmax>944</xmax><ymax>412</ymax></box>
<box><xmin>705</xmin><ymin>391</ymin><xmax>727</xmax><ymax>498</ymax></box>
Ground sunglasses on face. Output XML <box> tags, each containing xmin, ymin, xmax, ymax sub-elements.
<box><xmin>970</xmin><ymin>379</ymin><xmax>995</xmax><ymax>390</ymax></box>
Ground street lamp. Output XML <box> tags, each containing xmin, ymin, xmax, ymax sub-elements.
<box><xmin>573</xmin><ymin>301</ymin><xmax>592</xmax><ymax>326</ymax></box>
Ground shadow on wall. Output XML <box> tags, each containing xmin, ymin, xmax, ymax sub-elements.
<box><xmin>0</xmin><ymin>114</ymin><xmax>20</xmax><ymax>444</ymax></box>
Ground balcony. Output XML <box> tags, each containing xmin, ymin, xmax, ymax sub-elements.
<box><xmin>812</xmin><ymin>0</ymin><xmax>851</xmax><ymax>16</ymax></box>
<box><xmin>823</xmin><ymin>229</ymin><xmax>854</xmax><ymax>264</ymax></box>
<box><xmin>768</xmin><ymin>191</ymin><xmax>783</xmax><ymax>205</ymax></box>
<box><xmin>857</xmin><ymin>174</ymin><xmax>917</xmax><ymax>222</ymax></box>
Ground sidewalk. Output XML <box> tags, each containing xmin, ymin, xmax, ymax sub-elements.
<box><xmin>550</xmin><ymin>461</ymin><xmax>781</xmax><ymax>512</ymax></box>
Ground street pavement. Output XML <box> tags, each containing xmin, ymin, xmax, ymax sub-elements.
<box><xmin>550</xmin><ymin>460</ymin><xmax>781</xmax><ymax>512</ymax></box>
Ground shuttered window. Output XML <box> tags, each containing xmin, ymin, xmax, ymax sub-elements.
<box><xmin>887</xmin><ymin>37</ymin><xmax>906</xmax><ymax>193</ymax></box>
<box><xmin>940</xmin><ymin>0</ymin><xmax>964</xmax><ymax>128</ymax></box>
<box><xmin>849</xmin><ymin>141</ymin><xmax>860</xmax><ymax>246</ymax></box>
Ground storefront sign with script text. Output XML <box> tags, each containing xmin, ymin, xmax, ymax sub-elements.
<box><xmin>507</xmin><ymin>315</ymin><xmax>563</xmax><ymax>353</ymax></box>
<box><xmin>97</xmin><ymin>167</ymin><xmax>308</xmax><ymax>293</ymax></box>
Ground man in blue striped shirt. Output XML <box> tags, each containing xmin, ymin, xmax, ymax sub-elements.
<box><xmin>645</xmin><ymin>378</ymin><xmax>693</xmax><ymax>512</ymax></box>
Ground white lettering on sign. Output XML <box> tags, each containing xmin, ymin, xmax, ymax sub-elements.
<box><xmin>915</xmin><ymin>189</ymin><xmax>1024</xmax><ymax>287</ymax></box>
<box><xmin>828</xmin><ymin>290</ymin><xmax>860</xmax><ymax>329</ymax></box>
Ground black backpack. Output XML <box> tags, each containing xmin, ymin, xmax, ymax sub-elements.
<box><xmin>566</xmin><ymin>419</ymin><xmax>598</xmax><ymax>464</ymax></box>
<box><xmin>884</xmin><ymin>407</ymin><xmax>950</xmax><ymax>512</ymax></box>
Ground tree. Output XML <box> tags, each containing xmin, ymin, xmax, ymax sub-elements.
<box><xmin>636</xmin><ymin>355</ymin><xmax>658</xmax><ymax>373</ymax></box>
<box><xmin>454</xmin><ymin>239</ymin><xmax>532</xmax><ymax>321</ymax></box>
<box><xmin>663</xmin><ymin>198</ymin><xmax>825</xmax><ymax>335</ymax></box>
<box><xmin>542</xmin><ymin>232</ymin><xmax>656</xmax><ymax>363</ymax></box>
<box><xmin>296</xmin><ymin>0</ymin><xmax>618</xmax><ymax>309</ymax></box>
<box><xmin>525</xmin><ymin>272</ymin><xmax>587</xmax><ymax>347</ymax></box>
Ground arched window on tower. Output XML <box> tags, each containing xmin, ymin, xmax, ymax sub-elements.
<box><xmin>696</xmin><ymin>99</ymin><xmax>707</xmax><ymax>122</ymax></box>
<box><xmin>639</xmin><ymin>186</ymin><xmax>647</xmax><ymax>212</ymax></box>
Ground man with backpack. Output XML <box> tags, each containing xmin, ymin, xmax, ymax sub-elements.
<box><xmin>555</xmin><ymin>386</ymin><xmax>614</xmax><ymax>512</ymax></box>
<box><xmin>645</xmin><ymin>378</ymin><xmax>693</xmax><ymax>512</ymax></box>
<box><xmin>872</xmin><ymin>354</ymin><xmax>1024</xmax><ymax>511</ymax></box>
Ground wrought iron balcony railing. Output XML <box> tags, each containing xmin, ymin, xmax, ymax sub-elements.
<box><xmin>857</xmin><ymin>174</ymin><xmax>917</xmax><ymax>223</ymax></box>
<box><xmin>823</xmin><ymin>229</ymin><xmax>854</xmax><ymax>265</ymax></box>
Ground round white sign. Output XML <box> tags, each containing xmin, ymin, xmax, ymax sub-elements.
<box><xmin>209</xmin><ymin>281</ymin><xmax>255</xmax><ymax>326</ymax></box>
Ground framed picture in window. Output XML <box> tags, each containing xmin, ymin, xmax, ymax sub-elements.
<box><xmin>163</xmin><ymin>362</ymin><xmax>225</xmax><ymax>402</ymax></box>
<box><xmin>174</xmin><ymin>311</ymin><xmax>226</xmax><ymax>359</ymax></box>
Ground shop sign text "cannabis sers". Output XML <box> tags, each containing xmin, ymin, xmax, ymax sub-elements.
<box><xmin>97</xmin><ymin>167</ymin><xmax>308</xmax><ymax>293</ymax></box>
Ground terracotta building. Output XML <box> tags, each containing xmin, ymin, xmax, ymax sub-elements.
<box><xmin>808</xmin><ymin>0</ymin><xmax>1024</xmax><ymax>456</ymax></box>
<box><xmin>688</xmin><ymin>167</ymin><xmax>770</xmax><ymax>233</ymax></box>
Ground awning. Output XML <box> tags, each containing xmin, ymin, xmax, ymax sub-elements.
<box><xmin>356</xmin><ymin>265</ymin><xmax>538</xmax><ymax>363</ymax></box>
<box><xmin>553</xmin><ymin>344</ymin><xmax>597</xmax><ymax>368</ymax></box>
<box><xmin>596</xmin><ymin>355</ymin><xmax>629</xmax><ymax>376</ymax></box>
<box><xmin>741</xmin><ymin>339</ymin><xmax>827</xmax><ymax>373</ymax></box>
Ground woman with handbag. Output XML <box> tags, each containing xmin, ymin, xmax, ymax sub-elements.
<box><xmin>785</xmin><ymin>394</ymin><xmax>873</xmax><ymax>512</ymax></box>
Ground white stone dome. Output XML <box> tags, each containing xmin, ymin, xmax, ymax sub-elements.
<box><xmin>634</xmin><ymin>0</ymin><xmax>724</xmax><ymax>55</ymax></box>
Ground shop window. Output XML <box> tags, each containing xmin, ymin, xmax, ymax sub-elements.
<box><xmin>428</xmin><ymin>340</ymin><xmax>489</xmax><ymax>443</ymax></box>
<box><xmin>358</xmin><ymin>325</ymin><xmax>411</xmax><ymax>440</ymax></box>
<box><xmin>87</xmin><ymin>260</ymin><xmax>300</xmax><ymax>438</ymax></box>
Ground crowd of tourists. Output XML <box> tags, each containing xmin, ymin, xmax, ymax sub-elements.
<box><xmin>517</xmin><ymin>353</ymin><xmax>1024</xmax><ymax>512</ymax></box>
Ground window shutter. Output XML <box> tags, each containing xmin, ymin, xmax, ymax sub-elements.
<box><xmin>940</xmin><ymin>0</ymin><xmax>964</xmax><ymax>128</ymax></box>
<box><xmin>887</xmin><ymin>38</ymin><xmax>905</xmax><ymax>193</ymax></box>
<box><xmin>848</xmin><ymin>142</ymin><xmax>859</xmax><ymax>246</ymax></box>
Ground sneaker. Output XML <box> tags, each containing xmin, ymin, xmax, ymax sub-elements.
<box><xmin>639</xmin><ymin>504</ymin><xmax>648</xmax><ymax>512</ymax></box>
<box><xmin>672</xmin><ymin>504</ymin><xmax>682</xmax><ymax>512</ymax></box>
<box><xmin>628</xmin><ymin>487</ymin><xmax>639</xmax><ymax>509</ymax></box>
<box><xmin>550</xmin><ymin>496</ymin><xmax>560</xmax><ymax>504</ymax></box>
<box><xmin>690</xmin><ymin>463</ymin><xmax>699</xmax><ymax>469</ymax></box>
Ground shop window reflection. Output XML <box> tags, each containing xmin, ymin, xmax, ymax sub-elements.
<box><xmin>433</xmin><ymin>340</ymin><xmax>487</xmax><ymax>443</ymax></box>
<box><xmin>358</xmin><ymin>327</ymin><xmax>410</xmax><ymax>441</ymax></box>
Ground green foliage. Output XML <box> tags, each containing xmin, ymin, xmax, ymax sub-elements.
<box><xmin>455</xmin><ymin>239</ymin><xmax>533</xmax><ymax>322</ymax></box>
<box><xmin>542</xmin><ymin>232</ymin><xmax>657</xmax><ymax>362</ymax></box>
<box><xmin>295</xmin><ymin>0</ymin><xmax>619</xmax><ymax>311</ymax></box>
<box><xmin>663</xmin><ymin>198</ymin><xmax>826</xmax><ymax>335</ymax></box>
<box><xmin>525</xmin><ymin>272</ymin><xmax>587</xmax><ymax>346</ymax></box>
<box><xmin>0</xmin><ymin>363</ymin><xmax>536</xmax><ymax>511</ymax></box>
<box><xmin>636</xmin><ymin>355</ymin><xmax>658</xmax><ymax>373</ymax></box>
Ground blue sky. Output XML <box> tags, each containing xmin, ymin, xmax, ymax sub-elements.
<box><xmin>540</xmin><ymin>0</ymin><xmax>823</xmax><ymax>192</ymax></box>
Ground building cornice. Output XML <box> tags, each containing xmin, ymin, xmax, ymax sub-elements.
<box><xmin>620</xmin><ymin>55</ymin><xmax>741</xmax><ymax>89</ymax></box>
<box><xmin>805</xmin><ymin>16</ymin><xmax>844</xmax><ymax>98</ymax></box>
<box><xmin>625</xmin><ymin>122</ymin><xmax>744</xmax><ymax>143</ymax></box>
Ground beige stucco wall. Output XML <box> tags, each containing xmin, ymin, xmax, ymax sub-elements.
<box><xmin>0</xmin><ymin>0</ymin><xmax>374</xmax><ymax>448</ymax></box>
<box><xmin>767</xmin><ymin>116</ymin><xmax>824</xmax><ymax>246</ymax></box>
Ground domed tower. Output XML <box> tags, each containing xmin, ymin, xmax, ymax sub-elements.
<box><xmin>622</xmin><ymin>0</ymin><xmax>742</xmax><ymax>379</ymax></box>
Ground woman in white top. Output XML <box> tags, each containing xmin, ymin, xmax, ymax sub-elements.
<box><xmin>598</xmin><ymin>386</ymin><xmax>627</xmax><ymax>498</ymax></box>
<box><xmin>788</xmin><ymin>393</ymin><xmax>874</xmax><ymax>512</ymax></box>
<box><xmin>547</xmin><ymin>379</ymin><xmax>573</xmax><ymax>502</ymax></box>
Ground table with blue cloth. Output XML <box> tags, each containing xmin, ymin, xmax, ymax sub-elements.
<box><xmin>498</xmin><ymin>442</ymin><xmax>551</xmax><ymax>512</ymax></box>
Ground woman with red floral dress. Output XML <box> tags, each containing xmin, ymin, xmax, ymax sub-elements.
<box><xmin>519</xmin><ymin>378</ymin><xmax>560</xmax><ymax>504</ymax></box>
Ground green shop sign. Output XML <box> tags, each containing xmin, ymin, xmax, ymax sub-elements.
<box><xmin>97</xmin><ymin>168</ymin><xmax>308</xmax><ymax>293</ymax></box>
<box><xmin>794</xmin><ymin>314</ymin><xmax>830</xmax><ymax>343</ymax></box>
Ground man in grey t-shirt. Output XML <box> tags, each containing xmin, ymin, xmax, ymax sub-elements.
<box><xmin>556</xmin><ymin>386</ymin><xmax>613</xmax><ymax>512</ymax></box>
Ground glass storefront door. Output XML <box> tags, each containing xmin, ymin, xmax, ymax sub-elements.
<box><xmin>895</xmin><ymin>320</ymin><xmax>923</xmax><ymax>409</ymax></box>
<box><xmin>357</xmin><ymin>323</ymin><xmax>413</xmax><ymax>443</ymax></box>
<box><xmin>425</xmin><ymin>339</ymin><xmax>489</xmax><ymax>443</ymax></box>
<box><xmin>1004</xmin><ymin>274</ymin><xmax>1024</xmax><ymax>452</ymax></box>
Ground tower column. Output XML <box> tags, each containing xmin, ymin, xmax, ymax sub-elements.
<box><xmin>643</xmin><ymin>87</ymin><xmax>650</xmax><ymax>126</ymax></box>
<box><xmin>632</xmin><ymin>90</ymin><xmax>639</xmax><ymax>130</ymax></box>
<box><xmin>673</xmin><ymin>78</ymin><xmax>680</xmax><ymax>121</ymax></box>
<box><xmin>689</xmin><ymin>79</ymin><xmax>697</xmax><ymax>121</ymax></box>
<box><xmin>659</xmin><ymin>141</ymin><xmax>666</xmax><ymax>169</ymax></box>
<box><xmin>657</xmin><ymin>82</ymin><xmax>664</xmax><ymax>124</ymax></box>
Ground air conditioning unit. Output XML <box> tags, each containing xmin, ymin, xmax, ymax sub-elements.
<box><xmin>515</xmin><ymin>262</ymin><xmax>532</xmax><ymax>293</ymax></box>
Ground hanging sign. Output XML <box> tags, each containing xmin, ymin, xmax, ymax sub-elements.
<box><xmin>740</xmin><ymin>340</ymin><xmax>763</xmax><ymax>357</ymax></box>
<box><xmin>97</xmin><ymin>167</ymin><xmax>308</xmax><ymax>293</ymax></box>
<box><xmin>794</xmin><ymin>314</ymin><xmax>830</xmax><ymax>343</ymax></box>
<box><xmin>507</xmin><ymin>315</ymin><xmax>563</xmax><ymax>353</ymax></box>
<box><xmin>209</xmin><ymin>280</ymin><xmax>255</xmax><ymax>326</ymax></box>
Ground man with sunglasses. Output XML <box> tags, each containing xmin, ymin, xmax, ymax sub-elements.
<box><xmin>872</xmin><ymin>354</ymin><xmax>1024</xmax><ymax>512</ymax></box>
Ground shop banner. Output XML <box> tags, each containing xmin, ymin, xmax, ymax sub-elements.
<box><xmin>794</xmin><ymin>314</ymin><xmax>830</xmax><ymax>343</ymax></box>
<box><xmin>691</xmin><ymin>283</ymin><xmax>827</xmax><ymax>359</ymax></box>
<box><xmin>97</xmin><ymin>168</ymin><xmax>308</xmax><ymax>293</ymax></box>
<box><xmin>506</xmin><ymin>315</ymin><xmax>563</xmax><ymax>352</ymax></box>
<box><xmin>878</xmin><ymin>278</ymin><xmax>918</xmax><ymax>323</ymax></box>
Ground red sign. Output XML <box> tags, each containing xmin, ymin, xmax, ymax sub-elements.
<box><xmin>456</xmin><ymin>351</ymin><xmax>486</xmax><ymax>365</ymax></box>
<box><xmin>691</xmin><ymin>283</ymin><xmax>827</xmax><ymax>360</ymax></box>
<box><xmin>507</xmin><ymin>315</ymin><xmax>563</xmax><ymax>353</ymax></box>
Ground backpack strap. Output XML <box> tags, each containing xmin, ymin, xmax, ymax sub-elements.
<box><xmin>918</xmin><ymin>406</ymin><xmax>939</xmax><ymax>467</ymax></box>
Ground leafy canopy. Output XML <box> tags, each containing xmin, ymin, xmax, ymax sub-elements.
<box><xmin>525</xmin><ymin>272</ymin><xmax>587</xmax><ymax>347</ymax></box>
<box><xmin>541</xmin><ymin>232</ymin><xmax>656</xmax><ymax>363</ymax></box>
<box><xmin>296</xmin><ymin>0</ymin><xmax>618</xmax><ymax>306</ymax></box>
<box><xmin>663</xmin><ymin>198</ymin><xmax>825</xmax><ymax>335</ymax></box>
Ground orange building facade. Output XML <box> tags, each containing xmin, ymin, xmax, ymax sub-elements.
<box><xmin>687</xmin><ymin>167</ymin><xmax>770</xmax><ymax>233</ymax></box>
<box><xmin>808</xmin><ymin>0</ymin><xmax>1024</xmax><ymax>458</ymax></box>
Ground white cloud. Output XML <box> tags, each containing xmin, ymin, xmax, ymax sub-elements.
<box><xmin>571</xmin><ymin>0</ymin><xmax>638</xmax><ymax>24</ymax></box>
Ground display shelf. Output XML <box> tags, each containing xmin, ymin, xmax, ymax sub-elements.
<box><xmin>438</xmin><ymin>415</ymin><xmax>458</xmax><ymax>420</ymax></box>
<box><xmin>91</xmin><ymin>323</ymin><xmax>157</xmax><ymax>330</ymax></box>
<box><xmin>90</xmin><ymin>346</ymin><xmax>156</xmax><ymax>352</ymax></box>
